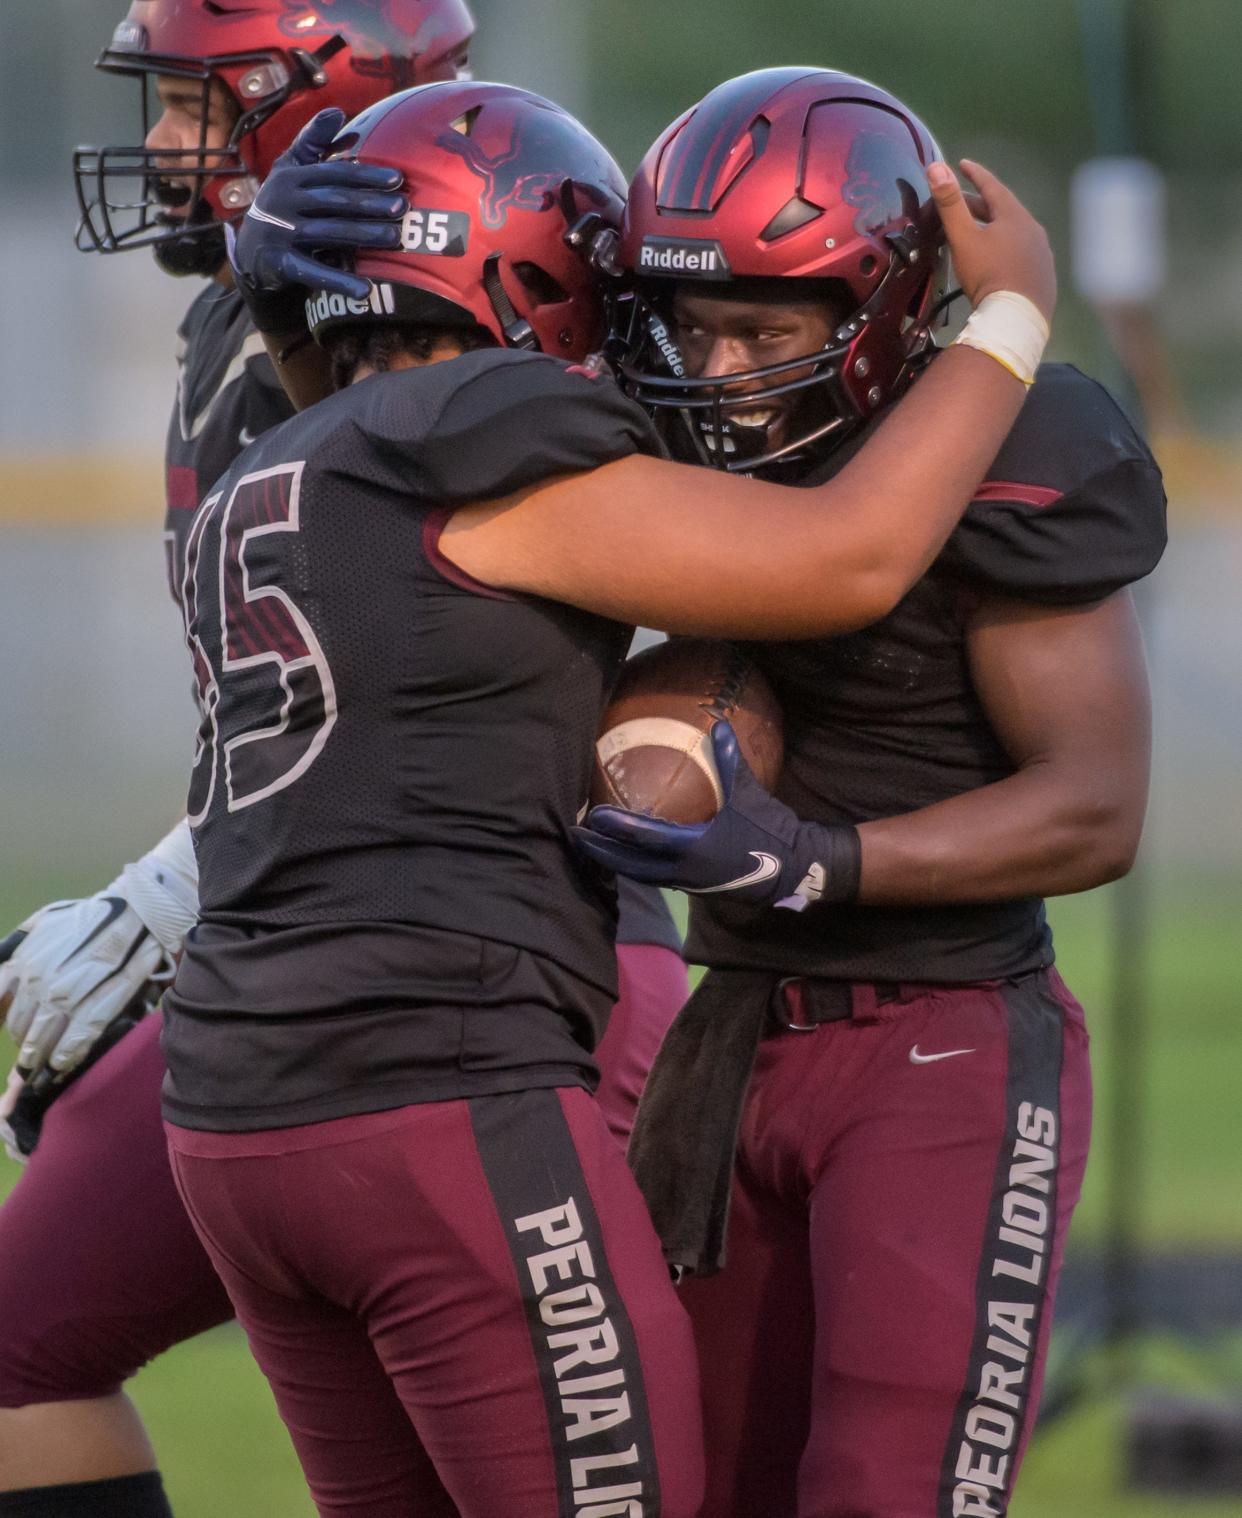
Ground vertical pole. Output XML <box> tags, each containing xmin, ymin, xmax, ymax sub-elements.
<box><xmin>1074</xmin><ymin>0</ymin><xmax>1159</xmax><ymax>1389</ymax></box>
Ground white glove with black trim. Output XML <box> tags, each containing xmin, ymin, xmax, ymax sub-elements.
<box><xmin>0</xmin><ymin>820</ymin><xmax>198</xmax><ymax>1083</ymax></box>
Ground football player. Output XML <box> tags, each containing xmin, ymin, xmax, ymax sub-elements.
<box><xmin>174</xmin><ymin>79</ymin><xmax>1051</xmax><ymax>1517</ymax></box>
<box><xmin>0</xmin><ymin>6</ymin><xmax>480</xmax><ymax>1517</ymax></box>
<box><xmin>570</xmin><ymin>69</ymin><xmax>1166</xmax><ymax>1517</ymax></box>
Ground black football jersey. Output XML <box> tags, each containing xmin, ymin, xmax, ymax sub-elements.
<box><xmin>163</xmin><ymin>284</ymin><xmax>294</xmax><ymax>611</ymax></box>
<box><xmin>161</xmin><ymin>284</ymin><xmax>679</xmax><ymax>955</ymax></box>
<box><xmin>687</xmin><ymin>363</ymin><xmax>1167</xmax><ymax>982</ymax></box>
<box><xmin>163</xmin><ymin>349</ymin><xmax>663</xmax><ymax>1131</ymax></box>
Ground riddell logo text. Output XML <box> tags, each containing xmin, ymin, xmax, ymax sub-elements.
<box><xmin>305</xmin><ymin>283</ymin><xmax>397</xmax><ymax>329</ymax></box>
<box><xmin>513</xmin><ymin>1196</ymin><xmax>649</xmax><ymax>1516</ymax></box>
<box><xmin>645</xmin><ymin>315</ymin><xmax>686</xmax><ymax>378</ymax></box>
<box><xmin>638</xmin><ymin>237</ymin><xmax>730</xmax><ymax>278</ymax></box>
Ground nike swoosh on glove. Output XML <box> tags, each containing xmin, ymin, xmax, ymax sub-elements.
<box><xmin>227</xmin><ymin>107</ymin><xmax>407</xmax><ymax>333</ymax></box>
<box><xmin>573</xmin><ymin>720</ymin><xmax>862</xmax><ymax>910</ymax></box>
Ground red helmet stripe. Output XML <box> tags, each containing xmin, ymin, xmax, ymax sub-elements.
<box><xmin>660</xmin><ymin>69</ymin><xmax>808</xmax><ymax>213</ymax></box>
<box><xmin>661</xmin><ymin>92</ymin><xmax>753</xmax><ymax>210</ymax></box>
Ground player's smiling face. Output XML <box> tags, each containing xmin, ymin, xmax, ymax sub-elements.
<box><xmin>670</xmin><ymin>287</ymin><xmax>839</xmax><ymax>455</ymax></box>
<box><xmin>144</xmin><ymin>75</ymin><xmax>240</xmax><ymax>219</ymax></box>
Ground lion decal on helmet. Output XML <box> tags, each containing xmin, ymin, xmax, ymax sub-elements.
<box><xmin>437</xmin><ymin>111</ymin><xmax>603</xmax><ymax>230</ymax></box>
<box><xmin>842</xmin><ymin>129</ymin><xmax>929</xmax><ymax>237</ymax></box>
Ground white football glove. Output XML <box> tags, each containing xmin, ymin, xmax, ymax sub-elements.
<box><xmin>0</xmin><ymin>820</ymin><xmax>198</xmax><ymax>1081</ymax></box>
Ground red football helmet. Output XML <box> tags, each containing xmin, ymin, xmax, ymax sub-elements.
<box><xmin>302</xmin><ymin>81</ymin><xmax>627</xmax><ymax>363</ymax></box>
<box><xmin>74</xmin><ymin>0</ymin><xmax>474</xmax><ymax>275</ymax></box>
<box><xmin>616</xmin><ymin>67</ymin><xmax>950</xmax><ymax>470</ymax></box>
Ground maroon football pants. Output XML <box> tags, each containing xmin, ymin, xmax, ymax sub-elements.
<box><xmin>167</xmin><ymin>1088</ymin><xmax>704</xmax><ymax>1518</ymax></box>
<box><xmin>0</xmin><ymin>944</ymin><xmax>686</xmax><ymax>1411</ymax></box>
<box><xmin>680</xmin><ymin>968</ymin><xmax>1091</xmax><ymax>1518</ymax></box>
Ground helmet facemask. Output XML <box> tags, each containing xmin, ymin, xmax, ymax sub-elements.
<box><xmin>74</xmin><ymin>1</ymin><xmax>476</xmax><ymax>279</ymax></box>
<box><xmin>617</xmin><ymin>248</ymin><xmax>943</xmax><ymax>474</ymax></box>
<box><xmin>74</xmin><ymin>47</ymin><xmax>332</xmax><ymax>277</ymax></box>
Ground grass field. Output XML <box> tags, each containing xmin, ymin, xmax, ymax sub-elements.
<box><xmin>0</xmin><ymin>867</ymin><xmax>1239</xmax><ymax>1516</ymax></box>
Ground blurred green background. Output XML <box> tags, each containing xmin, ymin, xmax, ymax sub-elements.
<box><xmin>2</xmin><ymin>0</ymin><xmax>1241</xmax><ymax>1513</ymax></box>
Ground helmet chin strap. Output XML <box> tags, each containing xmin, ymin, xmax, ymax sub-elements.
<box><xmin>482</xmin><ymin>254</ymin><xmax>538</xmax><ymax>350</ymax></box>
<box><xmin>153</xmin><ymin>216</ymin><xmax>227</xmax><ymax>279</ymax></box>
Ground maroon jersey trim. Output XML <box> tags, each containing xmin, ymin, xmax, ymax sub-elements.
<box><xmin>971</xmin><ymin>480</ymin><xmax>1064</xmax><ymax>510</ymax></box>
<box><xmin>167</xmin><ymin>465</ymin><xmax>200</xmax><ymax>513</ymax></box>
<box><xmin>422</xmin><ymin>506</ymin><xmax>516</xmax><ymax>602</ymax></box>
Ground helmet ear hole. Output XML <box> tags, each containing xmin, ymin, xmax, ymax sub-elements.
<box><xmin>513</xmin><ymin>261</ymin><xmax>569</xmax><ymax>307</ymax></box>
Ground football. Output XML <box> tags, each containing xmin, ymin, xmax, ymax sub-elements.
<box><xmin>590</xmin><ymin>639</ymin><xmax>784</xmax><ymax>824</ymax></box>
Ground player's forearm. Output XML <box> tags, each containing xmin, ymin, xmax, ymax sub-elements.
<box><xmin>464</xmin><ymin>354</ymin><xmax>1029</xmax><ymax>641</ymax></box>
<box><xmin>573</xmin><ymin>723</ymin><xmax>1145</xmax><ymax>915</ymax></box>
<box><xmin>811</xmin><ymin>347</ymin><xmax>1029</xmax><ymax>618</ymax></box>
<box><xmin>559</xmin><ymin>350</ymin><xmax>1026</xmax><ymax>640</ymax></box>
<box><xmin>855</xmin><ymin>766</ymin><xmax>1146</xmax><ymax>904</ymax></box>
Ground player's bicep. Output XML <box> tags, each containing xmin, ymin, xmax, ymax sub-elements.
<box><xmin>967</xmin><ymin>590</ymin><xmax>1151</xmax><ymax>795</ymax></box>
<box><xmin>440</xmin><ymin>455</ymin><xmax>891</xmax><ymax>638</ymax></box>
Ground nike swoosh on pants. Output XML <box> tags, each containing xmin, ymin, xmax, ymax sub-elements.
<box><xmin>909</xmin><ymin>1045</ymin><xmax>976</xmax><ymax>1065</ymax></box>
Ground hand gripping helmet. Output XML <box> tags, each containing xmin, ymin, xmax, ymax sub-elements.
<box><xmin>75</xmin><ymin>0</ymin><xmax>475</xmax><ymax>277</ymax></box>
<box><xmin>616</xmin><ymin>67</ymin><xmax>950</xmax><ymax>471</ymax></box>
<box><xmin>302</xmin><ymin>80</ymin><xmax>627</xmax><ymax>363</ymax></box>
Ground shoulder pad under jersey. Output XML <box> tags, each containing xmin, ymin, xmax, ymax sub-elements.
<box><xmin>940</xmin><ymin>363</ymin><xmax>1167</xmax><ymax>603</ymax></box>
<box><xmin>351</xmin><ymin>348</ymin><xmax>664</xmax><ymax>506</ymax></box>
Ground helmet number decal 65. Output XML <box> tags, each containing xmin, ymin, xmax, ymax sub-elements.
<box><xmin>400</xmin><ymin>208</ymin><xmax>470</xmax><ymax>256</ymax></box>
<box><xmin>182</xmin><ymin>463</ymin><xmax>337</xmax><ymax>825</ymax></box>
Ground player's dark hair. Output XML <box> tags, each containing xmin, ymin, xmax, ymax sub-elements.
<box><xmin>323</xmin><ymin>323</ymin><xmax>495</xmax><ymax>391</ymax></box>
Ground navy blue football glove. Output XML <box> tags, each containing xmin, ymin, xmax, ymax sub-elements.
<box><xmin>227</xmin><ymin>107</ymin><xmax>407</xmax><ymax>333</ymax></box>
<box><xmin>574</xmin><ymin>721</ymin><xmax>862</xmax><ymax>910</ymax></box>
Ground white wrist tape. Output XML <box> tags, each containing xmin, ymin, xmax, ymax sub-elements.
<box><xmin>110</xmin><ymin>819</ymin><xmax>200</xmax><ymax>955</ymax></box>
<box><xmin>952</xmin><ymin>291</ymin><xmax>1050</xmax><ymax>387</ymax></box>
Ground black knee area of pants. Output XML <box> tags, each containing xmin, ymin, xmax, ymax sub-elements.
<box><xmin>0</xmin><ymin>1473</ymin><xmax>173</xmax><ymax>1517</ymax></box>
